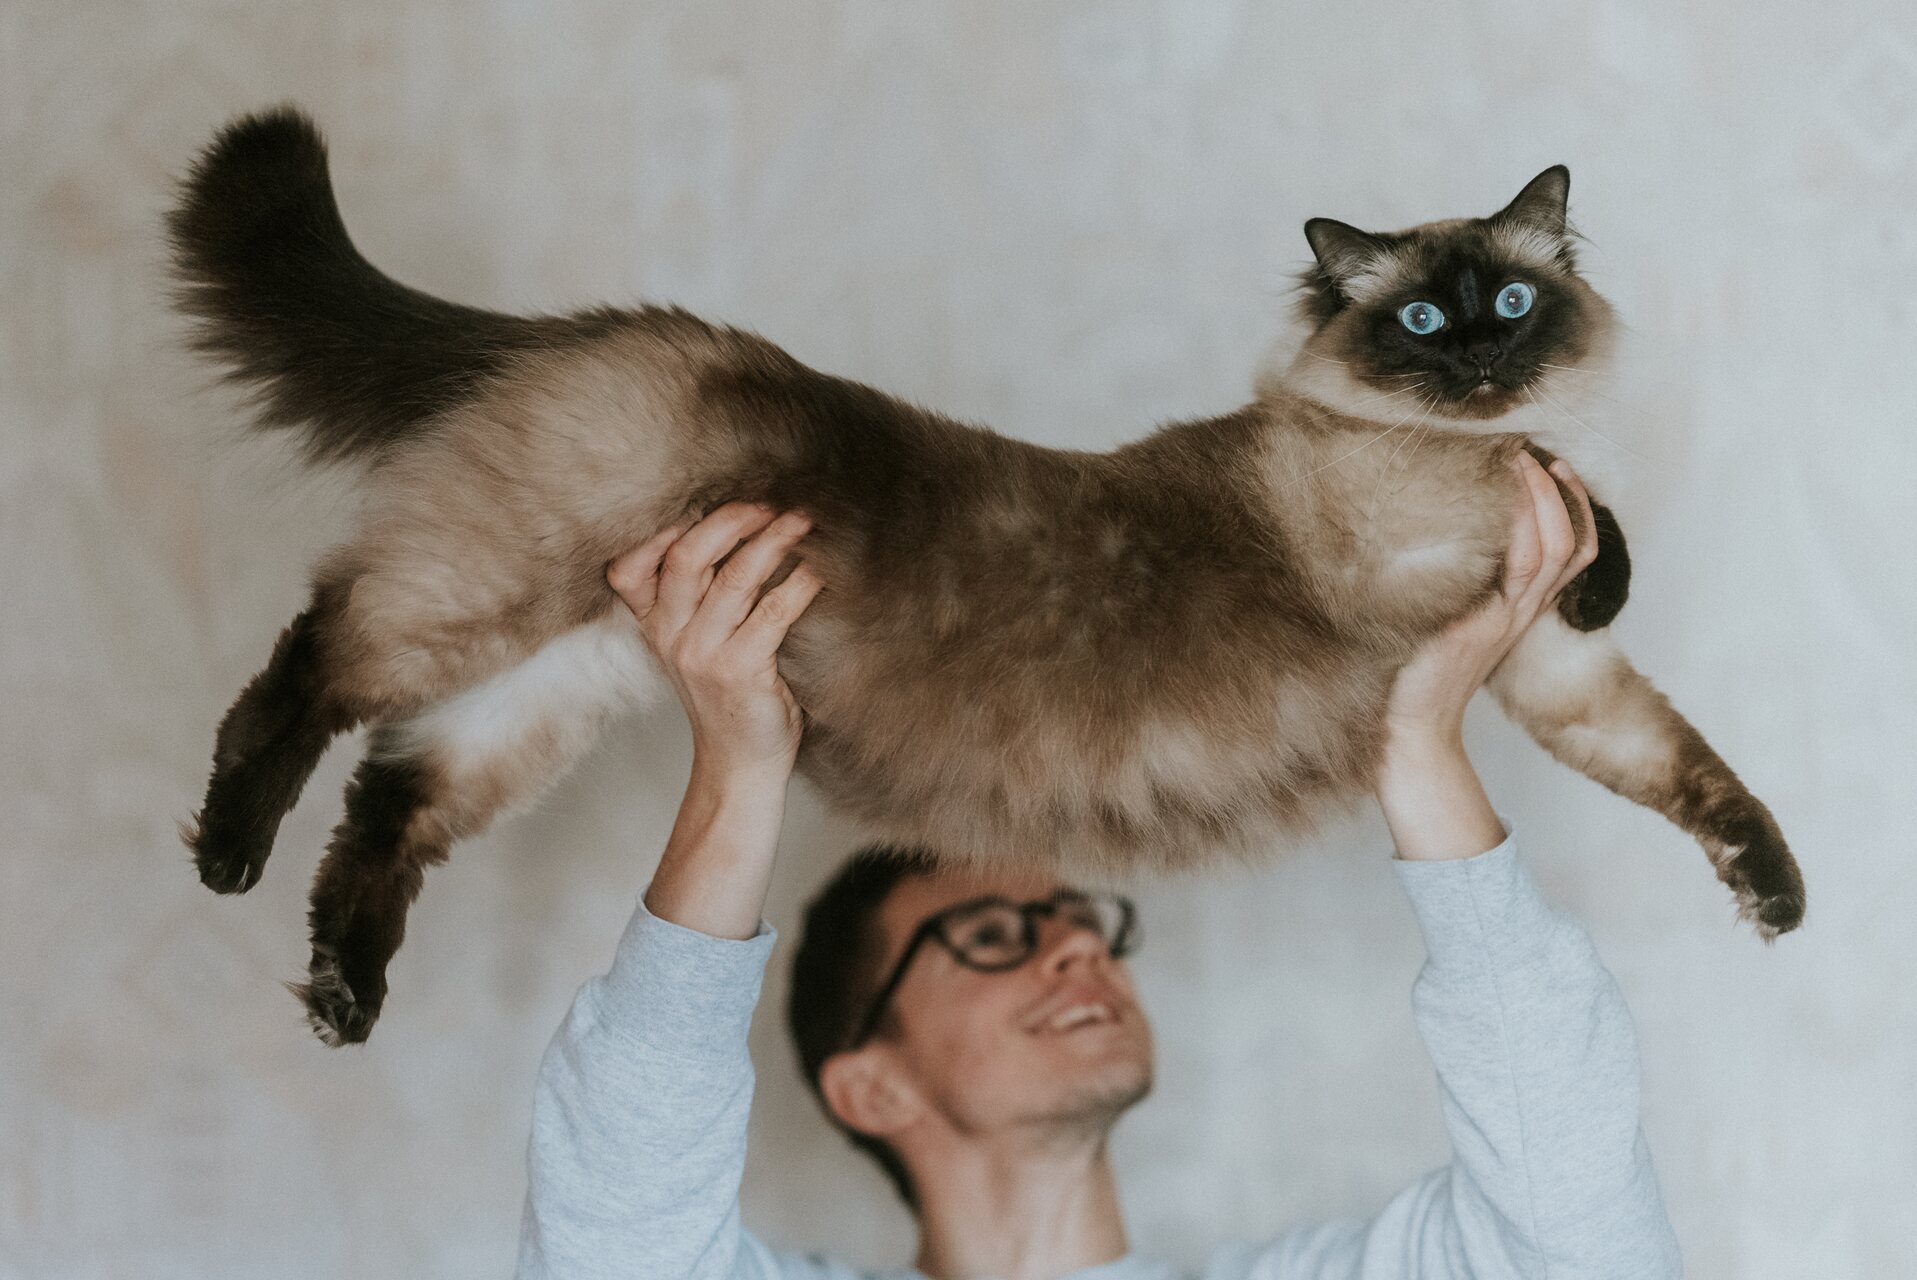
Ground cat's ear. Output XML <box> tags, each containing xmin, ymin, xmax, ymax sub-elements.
<box><xmin>1303</xmin><ymin>218</ymin><xmax>1390</xmax><ymax>290</ymax></box>
<box><xmin>1493</xmin><ymin>165</ymin><xmax>1571</xmax><ymax>235</ymax></box>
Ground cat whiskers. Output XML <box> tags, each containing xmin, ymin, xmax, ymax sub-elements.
<box><xmin>1533</xmin><ymin>363</ymin><xmax>1627</xmax><ymax>407</ymax></box>
<box><xmin>1524</xmin><ymin>384</ymin><xmax>1647</xmax><ymax>462</ymax></box>
<box><xmin>1283</xmin><ymin>383</ymin><xmax>1429</xmax><ymax>489</ymax></box>
<box><xmin>1300</xmin><ymin>350</ymin><xmax>1423</xmax><ymax>380</ymax></box>
<box><xmin>1367</xmin><ymin>388</ymin><xmax>1442</xmax><ymax>517</ymax></box>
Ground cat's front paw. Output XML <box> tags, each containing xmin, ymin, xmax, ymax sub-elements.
<box><xmin>1715</xmin><ymin>808</ymin><xmax>1806</xmax><ymax>941</ymax></box>
<box><xmin>1557</xmin><ymin>500</ymin><xmax>1631</xmax><ymax>631</ymax></box>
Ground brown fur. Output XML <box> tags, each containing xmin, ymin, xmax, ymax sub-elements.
<box><xmin>172</xmin><ymin>112</ymin><xmax>1803</xmax><ymax>1044</ymax></box>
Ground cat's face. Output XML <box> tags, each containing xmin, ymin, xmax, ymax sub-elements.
<box><xmin>1279</xmin><ymin>167</ymin><xmax>1616</xmax><ymax>427</ymax></box>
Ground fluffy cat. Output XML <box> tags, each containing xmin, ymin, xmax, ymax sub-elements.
<box><xmin>170</xmin><ymin>107</ymin><xmax>1804</xmax><ymax>1046</ymax></box>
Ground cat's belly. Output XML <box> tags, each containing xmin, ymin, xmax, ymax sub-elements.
<box><xmin>786</xmin><ymin>611</ymin><xmax>1390</xmax><ymax>870</ymax></box>
<box><xmin>394</xmin><ymin>612</ymin><xmax>665</xmax><ymax>818</ymax></box>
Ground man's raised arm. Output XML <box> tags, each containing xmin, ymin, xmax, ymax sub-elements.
<box><xmin>515</xmin><ymin>504</ymin><xmax>831</xmax><ymax>1280</ymax></box>
<box><xmin>1236</xmin><ymin>455</ymin><xmax>1681</xmax><ymax>1279</ymax></box>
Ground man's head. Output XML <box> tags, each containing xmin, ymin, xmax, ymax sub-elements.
<box><xmin>787</xmin><ymin>846</ymin><xmax>1154</xmax><ymax>1206</ymax></box>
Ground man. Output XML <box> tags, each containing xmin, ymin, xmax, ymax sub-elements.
<box><xmin>515</xmin><ymin>454</ymin><xmax>1683</xmax><ymax>1279</ymax></box>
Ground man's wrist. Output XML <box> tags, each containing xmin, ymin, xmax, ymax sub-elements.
<box><xmin>685</xmin><ymin>752</ymin><xmax>793</xmax><ymax>817</ymax></box>
<box><xmin>645</xmin><ymin>758</ymin><xmax>791</xmax><ymax>940</ymax></box>
<box><xmin>1374</xmin><ymin>728</ymin><xmax>1505</xmax><ymax>861</ymax></box>
<box><xmin>1380</xmin><ymin>717</ymin><xmax>1467</xmax><ymax>765</ymax></box>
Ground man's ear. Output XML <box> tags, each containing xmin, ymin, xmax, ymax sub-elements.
<box><xmin>1303</xmin><ymin>217</ymin><xmax>1388</xmax><ymax>288</ymax></box>
<box><xmin>819</xmin><ymin>1046</ymin><xmax>924</xmax><ymax>1140</ymax></box>
<box><xmin>1492</xmin><ymin>165</ymin><xmax>1571</xmax><ymax>235</ymax></box>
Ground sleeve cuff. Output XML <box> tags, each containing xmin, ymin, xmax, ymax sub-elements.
<box><xmin>1391</xmin><ymin>821</ymin><xmax>1560</xmax><ymax>970</ymax></box>
<box><xmin>592</xmin><ymin>896</ymin><xmax>778</xmax><ymax>1060</ymax></box>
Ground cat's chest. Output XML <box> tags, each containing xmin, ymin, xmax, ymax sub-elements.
<box><xmin>1292</xmin><ymin>448</ymin><xmax>1509</xmax><ymax>616</ymax></box>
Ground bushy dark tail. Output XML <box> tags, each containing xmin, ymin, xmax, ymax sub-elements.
<box><xmin>166</xmin><ymin>105</ymin><xmax>623</xmax><ymax>464</ymax></box>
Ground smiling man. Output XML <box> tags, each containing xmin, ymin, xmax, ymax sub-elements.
<box><xmin>515</xmin><ymin>454</ymin><xmax>1682</xmax><ymax>1280</ymax></box>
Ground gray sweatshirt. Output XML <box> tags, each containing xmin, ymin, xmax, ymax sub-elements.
<box><xmin>515</xmin><ymin>830</ymin><xmax>1682</xmax><ymax>1279</ymax></box>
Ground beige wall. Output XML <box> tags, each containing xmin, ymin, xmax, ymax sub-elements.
<box><xmin>5</xmin><ymin>2</ymin><xmax>1915</xmax><ymax>1276</ymax></box>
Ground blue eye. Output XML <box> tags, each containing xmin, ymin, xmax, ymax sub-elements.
<box><xmin>1495</xmin><ymin>282</ymin><xmax>1534</xmax><ymax>319</ymax></box>
<box><xmin>1398</xmin><ymin>301</ymin><xmax>1444</xmax><ymax>335</ymax></box>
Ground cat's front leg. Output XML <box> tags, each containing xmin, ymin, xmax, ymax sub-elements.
<box><xmin>1487</xmin><ymin>611</ymin><xmax>1804</xmax><ymax>937</ymax></box>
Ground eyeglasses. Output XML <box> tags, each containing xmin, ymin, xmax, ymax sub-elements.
<box><xmin>848</xmin><ymin>889</ymin><xmax>1139</xmax><ymax>1048</ymax></box>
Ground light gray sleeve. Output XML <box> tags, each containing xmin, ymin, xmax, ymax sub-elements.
<box><xmin>1214</xmin><ymin>830</ymin><xmax>1683</xmax><ymax>1280</ymax></box>
<box><xmin>514</xmin><ymin>898</ymin><xmax>860</xmax><ymax>1280</ymax></box>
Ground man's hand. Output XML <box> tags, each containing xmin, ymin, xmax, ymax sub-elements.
<box><xmin>606</xmin><ymin>502</ymin><xmax>822</xmax><ymax>938</ymax></box>
<box><xmin>609</xmin><ymin>502</ymin><xmax>823</xmax><ymax>786</ymax></box>
<box><xmin>1375</xmin><ymin>453</ymin><xmax>1598</xmax><ymax>860</ymax></box>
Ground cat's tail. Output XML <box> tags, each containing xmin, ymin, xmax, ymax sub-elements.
<box><xmin>166</xmin><ymin>104</ymin><xmax>622</xmax><ymax>465</ymax></box>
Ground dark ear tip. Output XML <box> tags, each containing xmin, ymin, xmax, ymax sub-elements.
<box><xmin>1303</xmin><ymin>217</ymin><xmax>1360</xmax><ymax>250</ymax></box>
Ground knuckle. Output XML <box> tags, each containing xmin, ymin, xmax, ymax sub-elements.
<box><xmin>715</xmin><ymin>557</ymin><xmax>758</xmax><ymax>593</ymax></box>
<box><xmin>755</xmin><ymin>592</ymin><xmax>793</xmax><ymax>626</ymax></box>
<box><xmin>665</xmin><ymin>542</ymin><xmax>708</xmax><ymax>575</ymax></box>
<box><xmin>669</xmin><ymin>639</ymin><xmax>707</xmax><ymax>674</ymax></box>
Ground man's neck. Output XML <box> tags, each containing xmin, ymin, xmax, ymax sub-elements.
<box><xmin>910</xmin><ymin>1127</ymin><xmax>1127</xmax><ymax>1280</ymax></box>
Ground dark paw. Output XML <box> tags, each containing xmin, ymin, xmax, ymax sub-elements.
<box><xmin>183</xmin><ymin>810</ymin><xmax>267</xmax><ymax>895</ymax></box>
<box><xmin>291</xmin><ymin>944</ymin><xmax>383</xmax><ymax>1046</ymax></box>
<box><xmin>1716</xmin><ymin>811</ymin><xmax>1806</xmax><ymax>941</ymax></box>
<box><xmin>1558</xmin><ymin>501</ymin><xmax>1631</xmax><ymax>632</ymax></box>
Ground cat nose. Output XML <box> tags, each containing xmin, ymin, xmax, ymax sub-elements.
<box><xmin>1465</xmin><ymin>341</ymin><xmax>1500</xmax><ymax>376</ymax></box>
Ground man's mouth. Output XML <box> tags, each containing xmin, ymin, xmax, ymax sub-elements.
<box><xmin>1025</xmin><ymin>984</ymin><xmax>1124</xmax><ymax>1033</ymax></box>
<box><xmin>1044</xmin><ymin>1001</ymin><xmax>1117</xmax><ymax>1032</ymax></box>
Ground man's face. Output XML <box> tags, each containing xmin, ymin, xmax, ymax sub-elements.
<box><xmin>865</xmin><ymin>869</ymin><xmax>1155</xmax><ymax>1138</ymax></box>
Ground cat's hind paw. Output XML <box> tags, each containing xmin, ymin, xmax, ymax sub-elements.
<box><xmin>182</xmin><ymin>810</ymin><xmax>266</xmax><ymax>895</ymax></box>
<box><xmin>290</xmin><ymin>945</ymin><xmax>380</xmax><ymax>1046</ymax></box>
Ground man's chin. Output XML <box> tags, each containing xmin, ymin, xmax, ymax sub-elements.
<box><xmin>1043</xmin><ymin>1059</ymin><xmax>1154</xmax><ymax>1131</ymax></box>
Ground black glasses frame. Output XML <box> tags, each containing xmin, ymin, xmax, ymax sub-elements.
<box><xmin>847</xmin><ymin>890</ymin><xmax>1138</xmax><ymax>1048</ymax></box>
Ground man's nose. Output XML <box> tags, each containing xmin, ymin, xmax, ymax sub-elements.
<box><xmin>1038</xmin><ymin>916</ymin><xmax>1108</xmax><ymax>971</ymax></box>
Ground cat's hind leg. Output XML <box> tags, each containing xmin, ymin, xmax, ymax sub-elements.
<box><xmin>296</xmin><ymin>734</ymin><xmax>440</xmax><ymax>1044</ymax></box>
<box><xmin>296</xmin><ymin>610</ymin><xmax>661</xmax><ymax>1044</ymax></box>
<box><xmin>186</xmin><ymin>594</ymin><xmax>356</xmax><ymax>894</ymax></box>
<box><xmin>185</xmin><ymin>542</ymin><xmax>587</xmax><ymax>895</ymax></box>
<box><xmin>1488</xmin><ymin>612</ymin><xmax>1805</xmax><ymax>938</ymax></box>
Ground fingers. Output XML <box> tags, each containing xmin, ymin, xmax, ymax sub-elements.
<box><xmin>732</xmin><ymin>562</ymin><xmax>825</xmax><ymax>660</ymax></box>
<box><xmin>607</xmin><ymin>516</ymin><xmax>696</xmax><ymax>620</ymax></box>
<box><xmin>1506</xmin><ymin>453</ymin><xmax>1578</xmax><ymax>600</ymax></box>
<box><xmin>652</xmin><ymin>503</ymin><xmax>781</xmax><ymax>637</ymax></box>
<box><xmin>1545</xmin><ymin>459</ymin><xmax>1600</xmax><ymax>596</ymax></box>
<box><xmin>679</xmin><ymin>511</ymin><xmax>815</xmax><ymax>649</ymax></box>
<box><xmin>1500</xmin><ymin>454</ymin><xmax>1548</xmax><ymax>599</ymax></box>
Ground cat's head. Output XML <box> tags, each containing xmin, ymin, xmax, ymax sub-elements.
<box><xmin>1270</xmin><ymin>167</ymin><xmax>1616</xmax><ymax>429</ymax></box>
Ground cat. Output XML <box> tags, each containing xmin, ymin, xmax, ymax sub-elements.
<box><xmin>170</xmin><ymin>106</ymin><xmax>1804</xmax><ymax>1046</ymax></box>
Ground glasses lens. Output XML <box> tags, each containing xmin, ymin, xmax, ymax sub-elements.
<box><xmin>1052</xmin><ymin>891</ymin><xmax>1135</xmax><ymax>955</ymax></box>
<box><xmin>943</xmin><ymin>902</ymin><xmax>1032</xmax><ymax>969</ymax></box>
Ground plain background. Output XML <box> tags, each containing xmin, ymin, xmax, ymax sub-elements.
<box><xmin>5</xmin><ymin>2</ymin><xmax>1915</xmax><ymax>1276</ymax></box>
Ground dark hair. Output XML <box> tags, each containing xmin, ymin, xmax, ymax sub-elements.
<box><xmin>786</xmin><ymin>843</ymin><xmax>937</xmax><ymax>1207</ymax></box>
